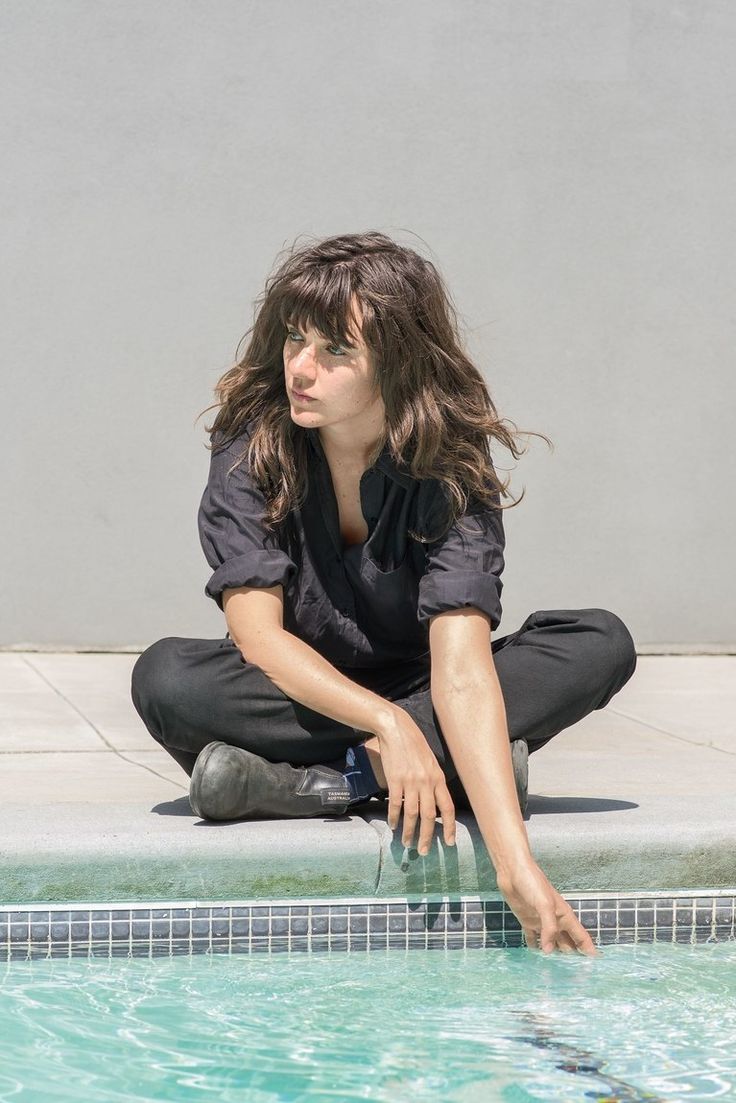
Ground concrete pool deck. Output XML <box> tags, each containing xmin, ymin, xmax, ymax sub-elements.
<box><xmin>0</xmin><ymin>652</ymin><xmax>734</xmax><ymax>905</ymax></box>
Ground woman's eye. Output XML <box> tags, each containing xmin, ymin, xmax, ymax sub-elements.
<box><xmin>286</xmin><ymin>330</ymin><xmax>345</xmax><ymax>356</ymax></box>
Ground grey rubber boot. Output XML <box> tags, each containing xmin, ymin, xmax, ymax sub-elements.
<box><xmin>511</xmin><ymin>737</ymin><xmax>529</xmax><ymax>817</ymax></box>
<box><xmin>189</xmin><ymin>741</ymin><xmax>353</xmax><ymax>821</ymax></box>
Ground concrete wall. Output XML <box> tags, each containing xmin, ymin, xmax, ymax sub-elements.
<box><xmin>3</xmin><ymin>1</ymin><xmax>734</xmax><ymax>650</ymax></box>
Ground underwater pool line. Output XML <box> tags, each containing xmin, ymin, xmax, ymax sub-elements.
<box><xmin>2</xmin><ymin>887</ymin><xmax>734</xmax><ymax>960</ymax></box>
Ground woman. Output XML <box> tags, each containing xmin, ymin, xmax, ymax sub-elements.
<box><xmin>131</xmin><ymin>231</ymin><xmax>637</xmax><ymax>956</ymax></box>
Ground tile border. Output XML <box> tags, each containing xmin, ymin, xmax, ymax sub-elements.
<box><xmin>1</xmin><ymin>888</ymin><xmax>734</xmax><ymax>960</ymax></box>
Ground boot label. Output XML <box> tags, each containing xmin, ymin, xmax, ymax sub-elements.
<box><xmin>321</xmin><ymin>789</ymin><xmax>351</xmax><ymax>804</ymax></box>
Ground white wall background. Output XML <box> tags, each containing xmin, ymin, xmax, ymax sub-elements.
<box><xmin>2</xmin><ymin>0</ymin><xmax>734</xmax><ymax>651</ymax></box>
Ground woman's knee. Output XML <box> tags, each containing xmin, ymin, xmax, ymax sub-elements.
<box><xmin>586</xmin><ymin>608</ymin><xmax>638</xmax><ymax>694</ymax></box>
<box><xmin>130</xmin><ymin>637</ymin><xmax>185</xmax><ymax>721</ymax></box>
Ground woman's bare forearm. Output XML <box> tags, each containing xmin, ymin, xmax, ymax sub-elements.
<box><xmin>241</xmin><ymin>628</ymin><xmax>398</xmax><ymax>739</ymax></box>
<box><xmin>431</xmin><ymin>667</ymin><xmax>534</xmax><ymax>875</ymax></box>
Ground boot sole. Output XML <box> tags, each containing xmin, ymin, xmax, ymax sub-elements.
<box><xmin>512</xmin><ymin>737</ymin><xmax>529</xmax><ymax>817</ymax></box>
<box><xmin>189</xmin><ymin>741</ymin><xmax>258</xmax><ymax>821</ymax></box>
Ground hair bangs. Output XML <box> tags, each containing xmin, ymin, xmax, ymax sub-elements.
<box><xmin>278</xmin><ymin>268</ymin><xmax>365</xmax><ymax>350</ymax></box>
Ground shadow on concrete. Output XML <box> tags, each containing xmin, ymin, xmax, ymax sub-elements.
<box><xmin>149</xmin><ymin>797</ymin><xmax>196</xmax><ymax>817</ymax></box>
<box><xmin>527</xmin><ymin>796</ymin><xmax>639</xmax><ymax>815</ymax></box>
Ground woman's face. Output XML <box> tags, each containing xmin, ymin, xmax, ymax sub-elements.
<box><xmin>283</xmin><ymin>296</ymin><xmax>385</xmax><ymax>452</ymax></box>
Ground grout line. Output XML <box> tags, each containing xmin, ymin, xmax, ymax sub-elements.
<box><xmin>19</xmin><ymin>656</ymin><xmax>189</xmax><ymax>788</ymax></box>
<box><xmin>3</xmin><ymin>887</ymin><xmax>736</xmax><ymax>913</ymax></box>
<box><xmin>0</xmin><ymin>648</ymin><xmax>147</xmax><ymax>654</ymax></box>
<box><xmin>116</xmin><ymin>752</ymin><xmax>189</xmax><ymax>791</ymax></box>
<box><xmin>0</xmin><ymin>748</ymin><xmax>158</xmax><ymax>755</ymax></box>
<box><xmin>21</xmin><ymin>656</ymin><xmax>118</xmax><ymax>751</ymax></box>
<box><xmin>606</xmin><ymin>705</ymin><xmax>736</xmax><ymax>756</ymax></box>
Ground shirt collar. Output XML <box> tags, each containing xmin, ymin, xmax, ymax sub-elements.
<box><xmin>305</xmin><ymin>427</ymin><xmax>415</xmax><ymax>488</ymax></box>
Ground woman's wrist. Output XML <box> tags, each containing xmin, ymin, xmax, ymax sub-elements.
<box><xmin>494</xmin><ymin>850</ymin><xmax>538</xmax><ymax>883</ymax></box>
<box><xmin>371</xmin><ymin>702</ymin><xmax>402</xmax><ymax>740</ymax></box>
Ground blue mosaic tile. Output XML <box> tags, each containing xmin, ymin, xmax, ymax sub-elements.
<box><xmin>284</xmin><ymin>936</ymin><xmax>310</xmax><ymax>952</ymax></box>
<box><xmin>480</xmin><ymin>910</ymin><xmax>505</xmax><ymax>932</ymax></box>
<box><xmin>170</xmin><ymin>941</ymin><xmax>193</xmax><ymax>955</ymax></box>
<box><xmin>2</xmin><ymin>892</ymin><xmax>735</xmax><ymax>960</ymax></box>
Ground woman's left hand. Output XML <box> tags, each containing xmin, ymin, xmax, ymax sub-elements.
<box><xmin>496</xmin><ymin>858</ymin><xmax>601</xmax><ymax>956</ymax></box>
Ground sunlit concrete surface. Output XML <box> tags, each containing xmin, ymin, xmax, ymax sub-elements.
<box><xmin>0</xmin><ymin>654</ymin><xmax>734</xmax><ymax>903</ymax></box>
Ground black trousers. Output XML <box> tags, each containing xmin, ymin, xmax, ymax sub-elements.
<box><xmin>130</xmin><ymin>604</ymin><xmax>640</xmax><ymax>811</ymax></box>
<box><xmin>130</xmin><ymin>607</ymin><xmax>637</xmax><ymax>810</ymax></box>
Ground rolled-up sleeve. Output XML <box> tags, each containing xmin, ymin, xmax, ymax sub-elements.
<box><xmin>198</xmin><ymin>432</ymin><xmax>298</xmax><ymax>611</ymax></box>
<box><xmin>417</xmin><ymin>493</ymin><xmax>506</xmax><ymax>631</ymax></box>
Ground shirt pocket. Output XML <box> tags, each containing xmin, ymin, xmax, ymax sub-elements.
<box><xmin>359</xmin><ymin>549</ymin><xmax>425</xmax><ymax>653</ymax></box>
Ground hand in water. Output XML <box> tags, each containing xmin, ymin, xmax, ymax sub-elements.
<box><xmin>497</xmin><ymin>859</ymin><xmax>601</xmax><ymax>955</ymax></box>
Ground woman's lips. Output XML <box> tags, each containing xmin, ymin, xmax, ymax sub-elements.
<box><xmin>292</xmin><ymin>390</ymin><xmax>316</xmax><ymax>403</ymax></box>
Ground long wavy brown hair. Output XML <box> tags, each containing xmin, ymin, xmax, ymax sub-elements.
<box><xmin>196</xmin><ymin>230</ymin><xmax>552</xmax><ymax>544</ymax></box>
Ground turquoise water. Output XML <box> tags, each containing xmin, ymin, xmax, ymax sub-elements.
<box><xmin>1</xmin><ymin>942</ymin><xmax>735</xmax><ymax>1102</ymax></box>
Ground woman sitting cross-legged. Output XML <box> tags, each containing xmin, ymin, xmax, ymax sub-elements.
<box><xmin>131</xmin><ymin>230</ymin><xmax>637</xmax><ymax>957</ymax></box>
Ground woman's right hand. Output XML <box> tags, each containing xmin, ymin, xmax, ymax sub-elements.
<box><xmin>376</xmin><ymin>705</ymin><xmax>456</xmax><ymax>856</ymax></box>
<box><xmin>496</xmin><ymin>858</ymin><xmax>601</xmax><ymax>955</ymax></box>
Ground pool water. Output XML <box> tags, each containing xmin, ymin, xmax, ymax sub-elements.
<box><xmin>1</xmin><ymin>942</ymin><xmax>734</xmax><ymax>1102</ymax></box>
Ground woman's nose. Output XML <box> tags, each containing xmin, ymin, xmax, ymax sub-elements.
<box><xmin>293</xmin><ymin>346</ymin><xmax>317</xmax><ymax>376</ymax></box>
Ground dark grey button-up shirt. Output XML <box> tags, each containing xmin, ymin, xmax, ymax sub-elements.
<box><xmin>198</xmin><ymin>421</ymin><xmax>505</xmax><ymax>669</ymax></box>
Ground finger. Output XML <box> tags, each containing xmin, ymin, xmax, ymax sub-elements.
<box><xmin>559</xmin><ymin>913</ymin><xmax>600</xmax><ymax>956</ymax></box>
<box><xmin>402</xmin><ymin>792</ymin><xmax>420</xmax><ymax>849</ymax></box>
<box><xmin>435</xmin><ymin>785</ymin><xmax>456</xmax><ymax>846</ymax></box>
<box><xmin>539</xmin><ymin>910</ymin><xmax>559</xmax><ymax>954</ymax></box>
<box><xmin>387</xmin><ymin>788</ymin><xmax>404</xmax><ymax>832</ymax></box>
<box><xmin>523</xmin><ymin>927</ymin><xmax>539</xmax><ymax>951</ymax></box>
<box><xmin>556</xmin><ymin>930</ymin><xmax>578</xmax><ymax>953</ymax></box>
<box><xmin>417</xmin><ymin>788</ymin><xmax>438</xmax><ymax>856</ymax></box>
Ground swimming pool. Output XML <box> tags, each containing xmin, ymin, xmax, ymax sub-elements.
<box><xmin>1</xmin><ymin>890</ymin><xmax>734</xmax><ymax>1101</ymax></box>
